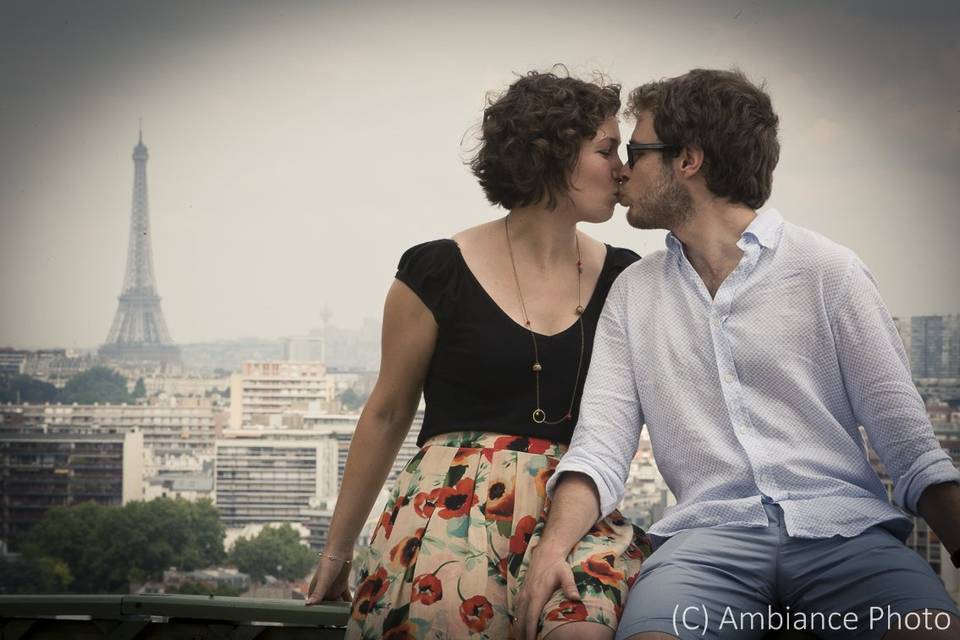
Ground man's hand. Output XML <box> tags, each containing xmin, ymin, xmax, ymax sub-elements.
<box><xmin>514</xmin><ymin>548</ymin><xmax>581</xmax><ymax>640</ymax></box>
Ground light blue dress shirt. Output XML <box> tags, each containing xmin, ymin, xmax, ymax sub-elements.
<box><xmin>549</xmin><ymin>209</ymin><xmax>960</xmax><ymax>543</ymax></box>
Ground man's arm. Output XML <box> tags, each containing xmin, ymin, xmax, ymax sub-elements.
<box><xmin>917</xmin><ymin>481</ymin><xmax>960</xmax><ymax>564</ymax></box>
<box><xmin>833</xmin><ymin>256</ymin><xmax>960</xmax><ymax>524</ymax></box>
<box><xmin>514</xmin><ymin>473</ymin><xmax>602</xmax><ymax>640</ymax></box>
<box><xmin>515</xmin><ymin>277</ymin><xmax>645</xmax><ymax>639</ymax></box>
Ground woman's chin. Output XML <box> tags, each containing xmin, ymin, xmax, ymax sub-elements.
<box><xmin>579</xmin><ymin>206</ymin><xmax>616</xmax><ymax>224</ymax></box>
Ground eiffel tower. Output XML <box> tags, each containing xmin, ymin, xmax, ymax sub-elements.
<box><xmin>99</xmin><ymin>128</ymin><xmax>181</xmax><ymax>365</ymax></box>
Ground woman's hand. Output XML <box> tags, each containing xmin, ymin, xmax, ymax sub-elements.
<box><xmin>305</xmin><ymin>556</ymin><xmax>352</xmax><ymax>605</ymax></box>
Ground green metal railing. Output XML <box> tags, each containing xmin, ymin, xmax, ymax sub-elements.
<box><xmin>0</xmin><ymin>595</ymin><xmax>821</xmax><ymax>639</ymax></box>
<box><xmin>0</xmin><ymin>594</ymin><xmax>350</xmax><ymax>639</ymax></box>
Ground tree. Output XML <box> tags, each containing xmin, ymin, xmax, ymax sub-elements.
<box><xmin>228</xmin><ymin>524</ymin><xmax>314</xmax><ymax>582</ymax></box>
<box><xmin>132</xmin><ymin>377</ymin><xmax>146</xmax><ymax>399</ymax></box>
<box><xmin>0</xmin><ymin>374</ymin><xmax>59</xmax><ymax>403</ymax></box>
<box><xmin>166</xmin><ymin>581</ymin><xmax>241</xmax><ymax>597</ymax></box>
<box><xmin>337</xmin><ymin>387</ymin><xmax>367</xmax><ymax>411</ymax></box>
<box><xmin>0</xmin><ymin>555</ymin><xmax>72</xmax><ymax>594</ymax></box>
<box><xmin>22</xmin><ymin>498</ymin><xmax>226</xmax><ymax>593</ymax></box>
<box><xmin>60</xmin><ymin>367</ymin><xmax>132</xmax><ymax>404</ymax></box>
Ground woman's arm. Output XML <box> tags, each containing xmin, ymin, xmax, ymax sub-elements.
<box><xmin>306</xmin><ymin>279</ymin><xmax>437</xmax><ymax>603</ymax></box>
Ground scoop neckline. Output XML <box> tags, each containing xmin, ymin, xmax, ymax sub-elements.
<box><xmin>447</xmin><ymin>238</ymin><xmax>612</xmax><ymax>339</ymax></box>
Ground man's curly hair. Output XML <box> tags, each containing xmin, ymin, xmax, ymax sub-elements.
<box><xmin>469</xmin><ymin>70</ymin><xmax>621</xmax><ymax>210</ymax></box>
<box><xmin>627</xmin><ymin>68</ymin><xmax>780</xmax><ymax>210</ymax></box>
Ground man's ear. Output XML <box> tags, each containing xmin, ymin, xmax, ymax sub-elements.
<box><xmin>675</xmin><ymin>145</ymin><xmax>704</xmax><ymax>178</ymax></box>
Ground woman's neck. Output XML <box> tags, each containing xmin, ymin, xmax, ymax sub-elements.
<box><xmin>505</xmin><ymin>205</ymin><xmax>579</xmax><ymax>269</ymax></box>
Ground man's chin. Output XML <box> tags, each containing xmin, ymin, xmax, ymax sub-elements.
<box><xmin>626</xmin><ymin>207</ymin><xmax>656</xmax><ymax>230</ymax></box>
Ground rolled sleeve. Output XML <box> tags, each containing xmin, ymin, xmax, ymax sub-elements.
<box><xmin>833</xmin><ymin>256</ymin><xmax>960</xmax><ymax>515</ymax></box>
<box><xmin>547</xmin><ymin>451</ymin><xmax>627</xmax><ymax>518</ymax></box>
<box><xmin>897</xmin><ymin>451</ymin><xmax>960</xmax><ymax>515</ymax></box>
<box><xmin>546</xmin><ymin>277</ymin><xmax>644</xmax><ymax>518</ymax></box>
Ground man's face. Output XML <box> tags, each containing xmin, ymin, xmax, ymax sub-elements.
<box><xmin>619</xmin><ymin>112</ymin><xmax>694</xmax><ymax>231</ymax></box>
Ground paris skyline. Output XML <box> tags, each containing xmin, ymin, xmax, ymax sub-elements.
<box><xmin>1</xmin><ymin>0</ymin><xmax>958</xmax><ymax>349</ymax></box>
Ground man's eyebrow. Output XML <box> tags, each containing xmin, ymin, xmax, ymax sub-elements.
<box><xmin>599</xmin><ymin>136</ymin><xmax>621</xmax><ymax>146</ymax></box>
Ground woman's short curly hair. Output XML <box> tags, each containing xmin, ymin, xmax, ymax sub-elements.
<box><xmin>469</xmin><ymin>70</ymin><xmax>621</xmax><ymax>210</ymax></box>
<box><xmin>627</xmin><ymin>68</ymin><xmax>780</xmax><ymax>210</ymax></box>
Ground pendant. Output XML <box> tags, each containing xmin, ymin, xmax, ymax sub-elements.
<box><xmin>532</xmin><ymin>409</ymin><xmax>546</xmax><ymax>424</ymax></box>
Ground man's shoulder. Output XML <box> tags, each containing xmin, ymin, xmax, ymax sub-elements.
<box><xmin>781</xmin><ymin>221</ymin><xmax>858</xmax><ymax>272</ymax></box>
<box><xmin>617</xmin><ymin>248</ymin><xmax>670</xmax><ymax>282</ymax></box>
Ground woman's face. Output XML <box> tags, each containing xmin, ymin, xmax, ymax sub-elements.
<box><xmin>565</xmin><ymin>115</ymin><xmax>623</xmax><ymax>223</ymax></box>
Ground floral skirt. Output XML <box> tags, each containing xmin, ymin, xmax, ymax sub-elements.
<box><xmin>346</xmin><ymin>431</ymin><xmax>651</xmax><ymax>639</ymax></box>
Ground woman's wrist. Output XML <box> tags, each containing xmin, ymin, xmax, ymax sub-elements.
<box><xmin>317</xmin><ymin>550</ymin><xmax>353</xmax><ymax>565</ymax></box>
<box><xmin>322</xmin><ymin>540</ymin><xmax>356</xmax><ymax>559</ymax></box>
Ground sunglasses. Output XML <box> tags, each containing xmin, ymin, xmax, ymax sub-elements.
<box><xmin>625</xmin><ymin>142</ymin><xmax>681</xmax><ymax>168</ymax></box>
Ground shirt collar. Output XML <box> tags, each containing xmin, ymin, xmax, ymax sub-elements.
<box><xmin>665</xmin><ymin>208</ymin><xmax>784</xmax><ymax>254</ymax></box>
<box><xmin>740</xmin><ymin>208</ymin><xmax>784</xmax><ymax>250</ymax></box>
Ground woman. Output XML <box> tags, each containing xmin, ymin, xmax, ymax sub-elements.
<box><xmin>306</xmin><ymin>70</ymin><xmax>651</xmax><ymax>640</ymax></box>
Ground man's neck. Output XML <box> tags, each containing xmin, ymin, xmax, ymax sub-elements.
<box><xmin>673</xmin><ymin>202</ymin><xmax>757</xmax><ymax>298</ymax></box>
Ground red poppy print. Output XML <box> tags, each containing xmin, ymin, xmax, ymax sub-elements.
<box><xmin>534</xmin><ymin>465</ymin><xmax>555</xmax><ymax>498</ymax></box>
<box><xmin>546</xmin><ymin>600</ymin><xmax>588</xmax><ymax>622</ymax></box>
<box><xmin>376</xmin><ymin>510</ymin><xmax>393</xmax><ymax>540</ymax></box>
<box><xmin>411</xmin><ymin>573</ymin><xmax>443</xmax><ymax>605</ymax></box>
<box><xmin>434</xmin><ymin>478</ymin><xmax>477</xmax><ymax>519</ymax></box>
<box><xmin>588</xmin><ymin>519</ymin><xmax>618</xmax><ymax>538</ymax></box>
<box><xmin>484</xmin><ymin>479</ymin><xmax>515</xmax><ymax>522</ymax></box>
<box><xmin>451</xmin><ymin>447</ymin><xmax>476</xmax><ymax>465</ymax></box>
<box><xmin>380</xmin><ymin>495</ymin><xmax>408</xmax><ymax>540</ymax></box>
<box><xmin>352</xmin><ymin>566</ymin><xmax>389</xmax><ymax>621</ymax></box>
<box><xmin>492</xmin><ymin>435</ymin><xmax>552</xmax><ymax>454</ymax></box>
<box><xmin>348</xmin><ymin>432</ymin><xmax>650</xmax><ymax>639</ymax></box>
<box><xmin>389</xmin><ymin>527</ymin><xmax>425</xmax><ymax>569</ymax></box>
<box><xmin>459</xmin><ymin>594</ymin><xmax>494</xmax><ymax>633</ymax></box>
<box><xmin>582</xmin><ymin>551</ymin><xmax>625</xmax><ymax>587</ymax></box>
<box><xmin>413</xmin><ymin>491</ymin><xmax>436</xmax><ymax>519</ymax></box>
<box><xmin>624</xmin><ymin>541</ymin><xmax>647</xmax><ymax>561</ymax></box>
<box><xmin>381</xmin><ymin>621</ymin><xmax>418</xmax><ymax>640</ymax></box>
<box><xmin>509</xmin><ymin>515</ymin><xmax>537</xmax><ymax>555</ymax></box>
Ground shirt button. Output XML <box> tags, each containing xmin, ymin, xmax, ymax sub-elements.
<box><xmin>724</xmin><ymin>374</ymin><xmax>734</xmax><ymax>383</ymax></box>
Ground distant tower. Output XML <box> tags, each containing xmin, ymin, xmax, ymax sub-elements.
<box><xmin>99</xmin><ymin>127</ymin><xmax>181</xmax><ymax>365</ymax></box>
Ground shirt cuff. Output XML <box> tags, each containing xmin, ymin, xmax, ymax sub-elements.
<box><xmin>547</xmin><ymin>451</ymin><xmax>624</xmax><ymax>518</ymax></box>
<box><xmin>895</xmin><ymin>450</ymin><xmax>960</xmax><ymax>516</ymax></box>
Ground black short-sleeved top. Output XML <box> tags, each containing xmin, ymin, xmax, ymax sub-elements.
<box><xmin>396</xmin><ymin>239</ymin><xmax>640</xmax><ymax>446</ymax></box>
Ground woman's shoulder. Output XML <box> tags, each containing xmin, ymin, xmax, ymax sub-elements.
<box><xmin>397</xmin><ymin>238</ymin><xmax>460</xmax><ymax>272</ymax></box>
<box><xmin>588</xmin><ymin>239</ymin><xmax>640</xmax><ymax>282</ymax></box>
<box><xmin>449</xmin><ymin>220</ymin><xmax>500</xmax><ymax>254</ymax></box>
<box><xmin>606</xmin><ymin>243</ymin><xmax>641</xmax><ymax>270</ymax></box>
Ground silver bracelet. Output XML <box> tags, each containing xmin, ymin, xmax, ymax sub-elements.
<box><xmin>317</xmin><ymin>551</ymin><xmax>352</xmax><ymax>565</ymax></box>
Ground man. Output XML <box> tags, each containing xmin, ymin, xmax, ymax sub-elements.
<box><xmin>516</xmin><ymin>69</ymin><xmax>960</xmax><ymax>640</ymax></box>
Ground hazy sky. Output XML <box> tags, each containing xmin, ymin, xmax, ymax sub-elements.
<box><xmin>1</xmin><ymin>0</ymin><xmax>958</xmax><ymax>349</ymax></box>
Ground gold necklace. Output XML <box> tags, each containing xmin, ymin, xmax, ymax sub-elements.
<box><xmin>504</xmin><ymin>215</ymin><xmax>586</xmax><ymax>425</ymax></box>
